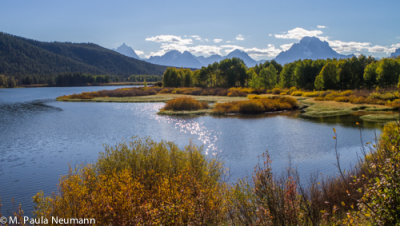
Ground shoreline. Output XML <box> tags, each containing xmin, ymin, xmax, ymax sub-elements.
<box><xmin>57</xmin><ymin>93</ymin><xmax>398</xmax><ymax>123</ymax></box>
<box><xmin>1</xmin><ymin>82</ymin><xmax>156</xmax><ymax>88</ymax></box>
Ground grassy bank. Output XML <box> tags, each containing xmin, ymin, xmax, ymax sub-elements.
<box><xmin>57</xmin><ymin>87</ymin><xmax>399</xmax><ymax>122</ymax></box>
<box><xmin>298</xmin><ymin>97</ymin><xmax>396</xmax><ymax>118</ymax></box>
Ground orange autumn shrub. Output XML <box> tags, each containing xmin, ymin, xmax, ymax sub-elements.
<box><xmin>33</xmin><ymin>138</ymin><xmax>228</xmax><ymax>225</ymax></box>
<box><xmin>162</xmin><ymin>97</ymin><xmax>208</xmax><ymax>111</ymax></box>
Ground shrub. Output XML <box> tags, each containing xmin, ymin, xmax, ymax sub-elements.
<box><xmin>389</xmin><ymin>99</ymin><xmax>400</xmax><ymax>108</ymax></box>
<box><xmin>302</xmin><ymin>91</ymin><xmax>321</xmax><ymax>97</ymax></box>
<box><xmin>271</xmin><ymin>88</ymin><xmax>281</xmax><ymax>94</ymax></box>
<box><xmin>357</xmin><ymin>122</ymin><xmax>400</xmax><ymax>225</ymax></box>
<box><xmin>229</xmin><ymin>152</ymin><xmax>302</xmax><ymax>225</ymax></box>
<box><xmin>349</xmin><ymin>96</ymin><xmax>367</xmax><ymax>104</ymax></box>
<box><xmin>237</xmin><ymin>101</ymin><xmax>265</xmax><ymax>114</ymax></box>
<box><xmin>291</xmin><ymin>91</ymin><xmax>303</xmax><ymax>96</ymax></box>
<box><xmin>369</xmin><ymin>92</ymin><xmax>398</xmax><ymax>101</ymax></box>
<box><xmin>213</xmin><ymin>97</ymin><xmax>298</xmax><ymax>115</ymax></box>
<box><xmin>339</xmin><ymin>90</ymin><xmax>353</xmax><ymax>96</ymax></box>
<box><xmin>227</xmin><ymin>87</ymin><xmax>255</xmax><ymax>97</ymax></box>
<box><xmin>33</xmin><ymin>138</ymin><xmax>228</xmax><ymax>225</ymax></box>
<box><xmin>162</xmin><ymin>97</ymin><xmax>208</xmax><ymax>111</ymax></box>
<box><xmin>247</xmin><ymin>94</ymin><xmax>268</xmax><ymax>99</ymax></box>
<box><xmin>334</xmin><ymin>96</ymin><xmax>350</xmax><ymax>102</ymax></box>
<box><xmin>288</xmin><ymin>86</ymin><xmax>298</xmax><ymax>95</ymax></box>
<box><xmin>58</xmin><ymin>87</ymin><xmax>162</xmax><ymax>100</ymax></box>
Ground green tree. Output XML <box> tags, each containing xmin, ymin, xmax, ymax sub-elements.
<box><xmin>314</xmin><ymin>62</ymin><xmax>338</xmax><ymax>90</ymax></box>
<box><xmin>279</xmin><ymin>62</ymin><xmax>296</xmax><ymax>88</ymax></box>
<box><xmin>376</xmin><ymin>58</ymin><xmax>400</xmax><ymax>88</ymax></box>
<box><xmin>294</xmin><ymin>59</ymin><xmax>323</xmax><ymax>90</ymax></box>
<box><xmin>0</xmin><ymin>74</ymin><xmax>8</xmax><ymax>87</ymax></box>
<box><xmin>179</xmin><ymin>69</ymin><xmax>193</xmax><ymax>87</ymax></box>
<box><xmin>247</xmin><ymin>68</ymin><xmax>261</xmax><ymax>89</ymax></box>
<box><xmin>336</xmin><ymin>60</ymin><xmax>352</xmax><ymax>89</ymax></box>
<box><xmin>363</xmin><ymin>62</ymin><xmax>378</xmax><ymax>89</ymax></box>
<box><xmin>217</xmin><ymin>58</ymin><xmax>247</xmax><ymax>87</ymax></box>
<box><xmin>162</xmin><ymin>67</ymin><xmax>180</xmax><ymax>87</ymax></box>
<box><xmin>259</xmin><ymin>64</ymin><xmax>278</xmax><ymax>89</ymax></box>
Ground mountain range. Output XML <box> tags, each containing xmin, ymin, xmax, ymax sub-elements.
<box><xmin>274</xmin><ymin>36</ymin><xmax>354</xmax><ymax>64</ymax></box>
<box><xmin>146</xmin><ymin>49</ymin><xmax>260</xmax><ymax>68</ymax></box>
<box><xmin>391</xmin><ymin>48</ymin><xmax>400</xmax><ymax>58</ymax></box>
<box><xmin>0</xmin><ymin>32</ymin><xmax>165</xmax><ymax>77</ymax></box>
<box><xmin>116</xmin><ymin>36</ymin><xmax>355</xmax><ymax>69</ymax></box>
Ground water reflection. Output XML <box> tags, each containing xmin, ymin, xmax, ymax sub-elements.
<box><xmin>155</xmin><ymin>114</ymin><xmax>220</xmax><ymax>156</ymax></box>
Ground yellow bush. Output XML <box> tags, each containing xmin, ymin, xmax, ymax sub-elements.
<box><xmin>339</xmin><ymin>90</ymin><xmax>353</xmax><ymax>96</ymax></box>
<box><xmin>227</xmin><ymin>87</ymin><xmax>255</xmax><ymax>97</ymax></box>
<box><xmin>302</xmin><ymin>91</ymin><xmax>321</xmax><ymax>97</ymax></box>
<box><xmin>291</xmin><ymin>91</ymin><xmax>303</xmax><ymax>96</ymax></box>
<box><xmin>333</xmin><ymin>96</ymin><xmax>350</xmax><ymax>102</ymax></box>
<box><xmin>271</xmin><ymin>88</ymin><xmax>281</xmax><ymax>94</ymax></box>
<box><xmin>163</xmin><ymin>97</ymin><xmax>208</xmax><ymax>111</ymax></box>
<box><xmin>33</xmin><ymin>138</ymin><xmax>228</xmax><ymax>225</ymax></box>
<box><xmin>213</xmin><ymin>97</ymin><xmax>298</xmax><ymax>114</ymax></box>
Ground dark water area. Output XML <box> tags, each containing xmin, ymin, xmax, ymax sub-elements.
<box><xmin>0</xmin><ymin>86</ymin><xmax>381</xmax><ymax>216</ymax></box>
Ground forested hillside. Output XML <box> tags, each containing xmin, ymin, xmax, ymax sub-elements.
<box><xmin>0</xmin><ymin>32</ymin><xmax>166</xmax><ymax>81</ymax></box>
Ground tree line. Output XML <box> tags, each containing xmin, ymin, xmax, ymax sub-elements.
<box><xmin>0</xmin><ymin>73</ymin><xmax>163</xmax><ymax>87</ymax></box>
<box><xmin>162</xmin><ymin>56</ymin><xmax>400</xmax><ymax>90</ymax></box>
<box><xmin>0</xmin><ymin>73</ymin><xmax>114</xmax><ymax>87</ymax></box>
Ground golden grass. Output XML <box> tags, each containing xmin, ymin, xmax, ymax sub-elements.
<box><xmin>213</xmin><ymin>96</ymin><xmax>298</xmax><ymax>115</ymax></box>
<box><xmin>162</xmin><ymin>97</ymin><xmax>208</xmax><ymax>111</ymax></box>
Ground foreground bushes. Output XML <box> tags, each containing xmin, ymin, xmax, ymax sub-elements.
<box><xmin>33</xmin><ymin>139</ymin><xmax>228</xmax><ymax>225</ymax></box>
<box><xmin>162</xmin><ymin>97</ymin><xmax>208</xmax><ymax>111</ymax></box>
<box><xmin>213</xmin><ymin>96</ymin><xmax>298</xmax><ymax>114</ymax></box>
<box><xmin>31</xmin><ymin>122</ymin><xmax>400</xmax><ymax>225</ymax></box>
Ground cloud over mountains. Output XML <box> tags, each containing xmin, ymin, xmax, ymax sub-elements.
<box><xmin>139</xmin><ymin>26</ymin><xmax>399</xmax><ymax>60</ymax></box>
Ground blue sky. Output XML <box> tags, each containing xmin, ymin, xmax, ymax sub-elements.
<box><xmin>1</xmin><ymin>0</ymin><xmax>399</xmax><ymax>60</ymax></box>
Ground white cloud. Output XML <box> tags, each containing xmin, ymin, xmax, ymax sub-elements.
<box><xmin>143</xmin><ymin>30</ymin><xmax>400</xmax><ymax>60</ymax></box>
<box><xmin>135</xmin><ymin>50</ymin><xmax>144</xmax><ymax>56</ymax></box>
<box><xmin>317</xmin><ymin>25</ymin><xmax>326</xmax><ymax>29</ymax></box>
<box><xmin>280</xmin><ymin>43</ymin><xmax>294</xmax><ymax>51</ymax></box>
<box><xmin>327</xmin><ymin>39</ymin><xmax>394</xmax><ymax>54</ymax></box>
<box><xmin>391</xmin><ymin>43</ymin><xmax>400</xmax><ymax>49</ymax></box>
<box><xmin>274</xmin><ymin>27</ymin><xmax>324</xmax><ymax>40</ymax></box>
<box><xmin>274</xmin><ymin>27</ymin><xmax>397</xmax><ymax>55</ymax></box>
<box><xmin>145</xmin><ymin>35</ymin><xmax>193</xmax><ymax>45</ymax></box>
<box><xmin>191</xmin><ymin>35</ymin><xmax>202</xmax><ymax>41</ymax></box>
<box><xmin>235</xmin><ymin>34</ymin><xmax>245</xmax><ymax>41</ymax></box>
<box><xmin>220</xmin><ymin>44</ymin><xmax>281</xmax><ymax>59</ymax></box>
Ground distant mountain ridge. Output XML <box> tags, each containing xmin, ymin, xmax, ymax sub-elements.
<box><xmin>115</xmin><ymin>43</ymin><xmax>140</xmax><ymax>59</ymax></box>
<box><xmin>147</xmin><ymin>50</ymin><xmax>203</xmax><ymax>69</ymax></box>
<box><xmin>274</xmin><ymin>36</ymin><xmax>353</xmax><ymax>64</ymax></box>
<box><xmin>146</xmin><ymin>49</ymin><xmax>259</xmax><ymax>68</ymax></box>
<box><xmin>0</xmin><ymin>32</ymin><xmax>166</xmax><ymax>77</ymax></box>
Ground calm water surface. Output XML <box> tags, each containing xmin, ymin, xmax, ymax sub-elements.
<box><xmin>0</xmin><ymin>86</ymin><xmax>380</xmax><ymax>216</ymax></box>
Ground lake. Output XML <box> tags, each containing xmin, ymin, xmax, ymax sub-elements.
<box><xmin>0</xmin><ymin>86</ymin><xmax>380</xmax><ymax>216</ymax></box>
